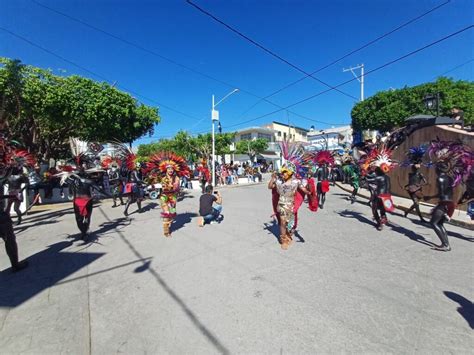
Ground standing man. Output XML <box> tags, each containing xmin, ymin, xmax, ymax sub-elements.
<box><xmin>198</xmin><ymin>185</ymin><xmax>223</xmax><ymax>226</ymax></box>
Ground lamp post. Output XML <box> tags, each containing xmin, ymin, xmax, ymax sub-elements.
<box><xmin>423</xmin><ymin>93</ymin><xmax>440</xmax><ymax>117</ymax></box>
<box><xmin>211</xmin><ymin>89</ymin><xmax>238</xmax><ymax>186</ymax></box>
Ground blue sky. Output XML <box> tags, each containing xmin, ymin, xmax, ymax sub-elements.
<box><xmin>1</xmin><ymin>0</ymin><xmax>473</xmax><ymax>146</ymax></box>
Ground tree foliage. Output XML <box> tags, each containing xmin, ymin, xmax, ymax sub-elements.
<box><xmin>236</xmin><ymin>138</ymin><xmax>269</xmax><ymax>162</ymax></box>
<box><xmin>351</xmin><ymin>77</ymin><xmax>474</xmax><ymax>132</ymax></box>
<box><xmin>0</xmin><ymin>57</ymin><xmax>160</xmax><ymax>159</ymax></box>
<box><xmin>137</xmin><ymin>131</ymin><xmax>236</xmax><ymax>162</ymax></box>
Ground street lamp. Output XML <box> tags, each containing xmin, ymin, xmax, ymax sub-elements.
<box><xmin>211</xmin><ymin>89</ymin><xmax>238</xmax><ymax>186</ymax></box>
<box><xmin>423</xmin><ymin>93</ymin><xmax>440</xmax><ymax>117</ymax></box>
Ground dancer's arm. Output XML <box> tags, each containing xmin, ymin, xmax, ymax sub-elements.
<box><xmin>268</xmin><ymin>172</ymin><xmax>277</xmax><ymax>189</ymax></box>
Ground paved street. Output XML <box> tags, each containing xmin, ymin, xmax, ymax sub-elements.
<box><xmin>1</xmin><ymin>182</ymin><xmax>473</xmax><ymax>354</ymax></box>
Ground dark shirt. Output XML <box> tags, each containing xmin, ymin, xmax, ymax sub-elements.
<box><xmin>199</xmin><ymin>194</ymin><xmax>217</xmax><ymax>216</ymax></box>
<box><xmin>437</xmin><ymin>173</ymin><xmax>454</xmax><ymax>202</ymax></box>
<box><xmin>407</xmin><ymin>171</ymin><xmax>426</xmax><ymax>187</ymax></box>
<box><xmin>366</xmin><ymin>174</ymin><xmax>391</xmax><ymax>196</ymax></box>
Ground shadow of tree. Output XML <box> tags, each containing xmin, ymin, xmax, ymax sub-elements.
<box><xmin>444</xmin><ymin>291</ymin><xmax>474</xmax><ymax>329</ymax></box>
<box><xmin>0</xmin><ymin>240</ymin><xmax>104</xmax><ymax>308</ymax></box>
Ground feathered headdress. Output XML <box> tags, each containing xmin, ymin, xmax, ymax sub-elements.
<box><xmin>279</xmin><ymin>141</ymin><xmax>306</xmax><ymax>176</ymax></box>
<box><xmin>110</xmin><ymin>140</ymin><xmax>138</xmax><ymax>171</ymax></box>
<box><xmin>359</xmin><ymin>145</ymin><xmax>396</xmax><ymax>174</ymax></box>
<box><xmin>9</xmin><ymin>149</ymin><xmax>36</xmax><ymax>168</ymax></box>
<box><xmin>146</xmin><ymin>152</ymin><xmax>190</xmax><ymax>177</ymax></box>
<box><xmin>101</xmin><ymin>155</ymin><xmax>121</xmax><ymax>169</ymax></box>
<box><xmin>314</xmin><ymin>150</ymin><xmax>335</xmax><ymax>166</ymax></box>
<box><xmin>428</xmin><ymin>139</ymin><xmax>472</xmax><ymax>186</ymax></box>
<box><xmin>69</xmin><ymin>137</ymin><xmax>92</xmax><ymax>167</ymax></box>
<box><xmin>402</xmin><ymin>144</ymin><xmax>428</xmax><ymax>167</ymax></box>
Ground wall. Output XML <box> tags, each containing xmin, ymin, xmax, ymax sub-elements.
<box><xmin>388</xmin><ymin>125</ymin><xmax>473</xmax><ymax>210</ymax></box>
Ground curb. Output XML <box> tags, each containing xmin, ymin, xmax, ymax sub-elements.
<box><xmin>335</xmin><ymin>182</ymin><xmax>473</xmax><ymax>231</ymax></box>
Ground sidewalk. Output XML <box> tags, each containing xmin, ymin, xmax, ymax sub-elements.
<box><xmin>335</xmin><ymin>181</ymin><xmax>473</xmax><ymax>230</ymax></box>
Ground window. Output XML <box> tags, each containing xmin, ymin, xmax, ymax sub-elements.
<box><xmin>277</xmin><ymin>131</ymin><xmax>282</xmax><ymax>137</ymax></box>
<box><xmin>240</xmin><ymin>133</ymin><xmax>252</xmax><ymax>140</ymax></box>
<box><xmin>257</xmin><ymin>133</ymin><xmax>272</xmax><ymax>141</ymax></box>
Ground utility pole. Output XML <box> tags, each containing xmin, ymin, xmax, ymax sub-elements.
<box><xmin>343</xmin><ymin>64</ymin><xmax>364</xmax><ymax>101</ymax></box>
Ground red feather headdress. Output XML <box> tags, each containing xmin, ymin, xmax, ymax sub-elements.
<box><xmin>146</xmin><ymin>152</ymin><xmax>190</xmax><ymax>177</ymax></box>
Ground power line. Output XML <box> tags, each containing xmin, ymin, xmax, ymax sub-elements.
<box><xmin>186</xmin><ymin>0</ymin><xmax>360</xmax><ymax>101</ymax></box>
<box><xmin>214</xmin><ymin>25</ymin><xmax>474</xmax><ymax>131</ymax></box>
<box><xmin>29</xmin><ymin>0</ymin><xmax>341</xmax><ymax>128</ymax></box>
<box><xmin>0</xmin><ymin>26</ymin><xmax>207</xmax><ymax>124</ymax></box>
<box><xmin>214</xmin><ymin>0</ymin><xmax>451</xmax><ymax>120</ymax></box>
<box><xmin>433</xmin><ymin>58</ymin><xmax>474</xmax><ymax>78</ymax></box>
<box><xmin>255</xmin><ymin>0</ymin><xmax>452</xmax><ymax>101</ymax></box>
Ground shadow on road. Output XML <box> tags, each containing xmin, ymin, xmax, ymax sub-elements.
<box><xmin>173</xmin><ymin>212</ymin><xmax>199</xmax><ymax>232</ymax></box>
<box><xmin>141</xmin><ymin>202</ymin><xmax>159</xmax><ymax>213</ymax></box>
<box><xmin>97</xmin><ymin>206</ymin><xmax>230</xmax><ymax>354</ymax></box>
<box><xmin>0</xmin><ymin>240</ymin><xmax>104</xmax><ymax>308</ymax></box>
<box><xmin>444</xmin><ymin>291</ymin><xmax>474</xmax><ymax>329</ymax></box>
<box><xmin>336</xmin><ymin>209</ymin><xmax>377</xmax><ymax>228</ymax></box>
<box><xmin>263</xmin><ymin>219</ymin><xmax>280</xmax><ymax>242</ymax></box>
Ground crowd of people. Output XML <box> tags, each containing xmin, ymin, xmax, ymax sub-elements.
<box><xmin>1</xmin><ymin>129</ymin><xmax>472</xmax><ymax>273</ymax></box>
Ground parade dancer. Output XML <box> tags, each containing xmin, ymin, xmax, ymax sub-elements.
<box><xmin>111</xmin><ymin>142</ymin><xmax>145</xmax><ymax>217</ymax></box>
<box><xmin>4</xmin><ymin>149</ymin><xmax>35</xmax><ymax>224</ymax></box>
<box><xmin>268</xmin><ymin>166</ymin><xmax>310</xmax><ymax>250</ymax></box>
<box><xmin>403</xmin><ymin>146</ymin><xmax>428</xmax><ymax>222</ymax></box>
<box><xmin>197</xmin><ymin>160</ymin><xmax>210</xmax><ymax>193</ymax></box>
<box><xmin>313</xmin><ymin>151</ymin><xmax>334</xmax><ymax>209</ymax></box>
<box><xmin>269</xmin><ymin>142</ymin><xmax>313</xmax><ymax>250</ymax></box>
<box><xmin>360</xmin><ymin>146</ymin><xmax>396</xmax><ymax>231</ymax></box>
<box><xmin>59</xmin><ymin>138</ymin><xmax>109</xmax><ymax>240</ymax></box>
<box><xmin>346</xmin><ymin>162</ymin><xmax>360</xmax><ymax>204</ymax></box>
<box><xmin>123</xmin><ymin>164</ymin><xmax>144</xmax><ymax>217</ymax></box>
<box><xmin>146</xmin><ymin>152</ymin><xmax>190</xmax><ymax>237</ymax></box>
<box><xmin>102</xmin><ymin>156</ymin><xmax>124</xmax><ymax>208</ymax></box>
<box><xmin>458</xmin><ymin>171</ymin><xmax>474</xmax><ymax>220</ymax></box>
<box><xmin>425</xmin><ymin>140</ymin><xmax>472</xmax><ymax>251</ymax></box>
<box><xmin>0</xmin><ymin>136</ymin><xmax>31</xmax><ymax>271</ymax></box>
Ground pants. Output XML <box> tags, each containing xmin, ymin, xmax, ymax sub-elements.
<box><xmin>372</xmin><ymin>197</ymin><xmax>387</xmax><ymax>225</ymax></box>
<box><xmin>0</xmin><ymin>211</ymin><xmax>20</xmax><ymax>267</ymax></box>
<box><xmin>430</xmin><ymin>203</ymin><xmax>450</xmax><ymax>247</ymax></box>
<box><xmin>74</xmin><ymin>199</ymin><xmax>93</xmax><ymax>236</ymax></box>
<box><xmin>202</xmin><ymin>205</ymin><xmax>222</xmax><ymax>224</ymax></box>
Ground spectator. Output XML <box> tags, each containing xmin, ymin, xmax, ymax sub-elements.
<box><xmin>198</xmin><ymin>185</ymin><xmax>223</xmax><ymax>226</ymax></box>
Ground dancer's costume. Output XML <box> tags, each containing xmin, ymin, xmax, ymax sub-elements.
<box><xmin>427</xmin><ymin>140</ymin><xmax>472</xmax><ymax>251</ymax></box>
<box><xmin>313</xmin><ymin>151</ymin><xmax>334</xmax><ymax>209</ymax></box>
<box><xmin>146</xmin><ymin>152</ymin><xmax>190</xmax><ymax>237</ymax></box>
<box><xmin>360</xmin><ymin>145</ymin><xmax>396</xmax><ymax>231</ymax></box>
<box><xmin>458</xmin><ymin>172</ymin><xmax>474</xmax><ymax>220</ymax></box>
<box><xmin>111</xmin><ymin>142</ymin><xmax>144</xmax><ymax>217</ymax></box>
<box><xmin>57</xmin><ymin>138</ymin><xmax>108</xmax><ymax>240</ymax></box>
<box><xmin>0</xmin><ymin>134</ymin><xmax>35</xmax><ymax>271</ymax></box>
<box><xmin>269</xmin><ymin>142</ymin><xmax>314</xmax><ymax>250</ymax></box>
<box><xmin>102</xmin><ymin>156</ymin><xmax>123</xmax><ymax>207</ymax></box>
<box><xmin>197</xmin><ymin>161</ymin><xmax>210</xmax><ymax>193</ymax></box>
<box><xmin>402</xmin><ymin>145</ymin><xmax>428</xmax><ymax>222</ymax></box>
<box><xmin>343</xmin><ymin>161</ymin><xmax>360</xmax><ymax>203</ymax></box>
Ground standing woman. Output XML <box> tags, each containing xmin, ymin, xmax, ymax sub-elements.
<box><xmin>146</xmin><ymin>152</ymin><xmax>190</xmax><ymax>237</ymax></box>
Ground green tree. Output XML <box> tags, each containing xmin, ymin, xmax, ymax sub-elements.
<box><xmin>0</xmin><ymin>57</ymin><xmax>161</xmax><ymax>159</ymax></box>
<box><xmin>351</xmin><ymin>77</ymin><xmax>474</xmax><ymax>131</ymax></box>
<box><xmin>236</xmin><ymin>138</ymin><xmax>269</xmax><ymax>162</ymax></box>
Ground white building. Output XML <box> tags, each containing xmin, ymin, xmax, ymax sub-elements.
<box><xmin>307</xmin><ymin>125</ymin><xmax>353</xmax><ymax>151</ymax></box>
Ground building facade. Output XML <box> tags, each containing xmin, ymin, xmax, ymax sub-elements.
<box><xmin>307</xmin><ymin>125</ymin><xmax>353</xmax><ymax>151</ymax></box>
<box><xmin>263</xmin><ymin>121</ymin><xmax>309</xmax><ymax>143</ymax></box>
